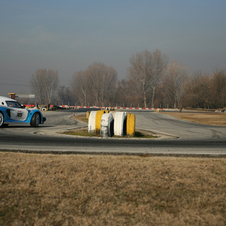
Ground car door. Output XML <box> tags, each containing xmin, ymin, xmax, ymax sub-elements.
<box><xmin>6</xmin><ymin>100</ymin><xmax>29</xmax><ymax>121</ymax></box>
<box><xmin>9</xmin><ymin>108</ymin><xmax>28</xmax><ymax>121</ymax></box>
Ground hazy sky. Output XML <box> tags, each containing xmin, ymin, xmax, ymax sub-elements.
<box><xmin>0</xmin><ymin>0</ymin><xmax>226</xmax><ymax>96</ymax></box>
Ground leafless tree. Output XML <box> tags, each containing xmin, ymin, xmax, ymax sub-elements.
<box><xmin>86</xmin><ymin>62</ymin><xmax>117</xmax><ymax>106</ymax></box>
<box><xmin>70</xmin><ymin>63</ymin><xmax>118</xmax><ymax>106</ymax></box>
<box><xmin>30</xmin><ymin>69</ymin><xmax>59</xmax><ymax>105</ymax></box>
<box><xmin>30</xmin><ymin>69</ymin><xmax>45</xmax><ymax>104</ymax></box>
<box><xmin>163</xmin><ymin>61</ymin><xmax>188</xmax><ymax>108</ymax></box>
<box><xmin>44</xmin><ymin>70</ymin><xmax>59</xmax><ymax>104</ymax></box>
<box><xmin>113</xmin><ymin>79</ymin><xmax>136</xmax><ymax>107</ymax></box>
<box><xmin>128</xmin><ymin>49</ymin><xmax>168</xmax><ymax>108</ymax></box>
<box><xmin>182</xmin><ymin>70</ymin><xmax>226</xmax><ymax>109</ymax></box>
<box><xmin>71</xmin><ymin>70</ymin><xmax>90</xmax><ymax>106</ymax></box>
<box><xmin>150</xmin><ymin>49</ymin><xmax>168</xmax><ymax>108</ymax></box>
<box><xmin>128</xmin><ymin>51</ymin><xmax>153</xmax><ymax>108</ymax></box>
<box><xmin>210</xmin><ymin>70</ymin><xmax>226</xmax><ymax>108</ymax></box>
<box><xmin>57</xmin><ymin>86</ymin><xmax>73</xmax><ymax>105</ymax></box>
<box><xmin>183</xmin><ymin>72</ymin><xmax>211</xmax><ymax>109</ymax></box>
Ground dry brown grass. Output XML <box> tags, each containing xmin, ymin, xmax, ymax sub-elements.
<box><xmin>73</xmin><ymin>114</ymin><xmax>88</xmax><ymax>123</ymax></box>
<box><xmin>160</xmin><ymin>112</ymin><xmax>226</xmax><ymax>126</ymax></box>
<box><xmin>1</xmin><ymin>152</ymin><xmax>226</xmax><ymax>225</ymax></box>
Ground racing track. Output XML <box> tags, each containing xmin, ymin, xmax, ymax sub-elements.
<box><xmin>0</xmin><ymin>109</ymin><xmax>226</xmax><ymax>156</ymax></box>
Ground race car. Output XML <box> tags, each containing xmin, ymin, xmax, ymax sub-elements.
<box><xmin>0</xmin><ymin>96</ymin><xmax>46</xmax><ymax>127</ymax></box>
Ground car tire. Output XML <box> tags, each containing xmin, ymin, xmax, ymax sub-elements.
<box><xmin>0</xmin><ymin>112</ymin><xmax>4</xmax><ymax>127</ymax></box>
<box><xmin>30</xmin><ymin>113</ymin><xmax>40</xmax><ymax>127</ymax></box>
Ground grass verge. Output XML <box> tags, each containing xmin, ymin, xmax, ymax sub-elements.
<box><xmin>0</xmin><ymin>152</ymin><xmax>226</xmax><ymax>225</ymax></box>
<box><xmin>63</xmin><ymin>129</ymin><xmax>158</xmax><ymax>138</ymax></box>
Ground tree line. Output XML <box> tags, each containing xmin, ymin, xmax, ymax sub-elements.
<box><xmin>30</xmin><ymin>49</ymin><xmax>226</xmax><ymax>109</ymax></box>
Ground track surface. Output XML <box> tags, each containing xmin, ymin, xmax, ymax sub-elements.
<box><xmin>0</xmin><ymin>109</ymin><xmax>226</xmax><ymax>156</ymax></box>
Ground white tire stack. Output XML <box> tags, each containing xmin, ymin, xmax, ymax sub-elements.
<box><xmin>100</xmin><ymin>113</ymin><xmax>114</xmax><ymax>138</ymax></box>
<box><xmin>88</xmin><ymin>111</ymin><xmax>97</xmax><ymax>133</ymax></box>
<box><xmin>114</xmin><ymin>112</ymin><xmax>127</xmax><ymax>136</ymax></box>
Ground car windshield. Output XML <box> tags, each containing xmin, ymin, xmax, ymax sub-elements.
<box><xmin>6</xmin><ymin>101</ymin><xmax>21</xmax><ymax>108</ymax></box>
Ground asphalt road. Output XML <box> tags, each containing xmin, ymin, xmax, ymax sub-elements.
<box><xmin>0</xmin><ymin>109</ymin><xmax>226</xmax><ymax>156</ymax></box>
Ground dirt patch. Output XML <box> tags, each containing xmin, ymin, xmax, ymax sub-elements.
<box><xmin>160</xmin><ymin>111</ymin><xmax>226</xmax><ymax>126</ymax></box>
<box><xmin>1</xmin><ymin>152</ymin><xmax>226</xmax><ymax>225</ymax></box>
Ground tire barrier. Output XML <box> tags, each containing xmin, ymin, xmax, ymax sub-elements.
<box><xmin>95</xmin><ymin>110</ymin><xmax>106</xmax><ymax>133</ymax></box>
<box><xmin>126</xmin><ymin>113</ymin><xmax>135</xmax><ymax>136</ymax></box>
<box><xmin>86</xmin><ymin>111</ymin><xmax>90</xmax><ymax>119</ymax></box>
<box><xmin>88</xmin><ymin>110</ymin><xmax>136</xmax><ymax>137</ymax></box>
<box><xmin>114</xmin><ymin>112</ymin><xmax>127</xmax><ymax>136</ymax></box>
<box><xmin>100</xmin><ymin>113</ymin><xmax>114</xmax><ymax>138</ymax></box>
<box><xmin>88</xmin><ymin>111</ymin><xmax>97</xmax><ymax>133</ymax></box>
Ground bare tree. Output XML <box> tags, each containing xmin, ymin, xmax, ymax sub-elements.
<box><xmin>128</xmin><ymin>50</ymin><xmax>153</xmax><ymax>108</ymax></box>
<box><xmin>30</xmin><ymin>69</ymin><xmax>45</xmax><ymax>104</ymax></box>
<box><xmin>113</xmin><ymin>79</ymin><xmax>135</xmax><ymax>107</ymax></box>
<box><xmin>184</xmin><ymin>72</ymin><xmax>211</xmax><ymax>109</ymax></box>
<box><xmin>71</xmin><ymin>70</ymin><xmax>89</xmax><ymax>106</ymax></box>
<box><xmin>128</xmin><ymin>49</ymin><xmax>168</xmax><ymax>108</ymax></box>
<box><xmin>210</xmin><ymin>70</ymin><xmax>226</xmax><ymax>108</ymax></box>
<box><xmin>150</xmin><ymin>49</ymin><xmax>168</xmax><ymax>108</ymax></box>
<box><xmin>163</xmin><ymin>61</ymin><xmax>188</xmax><ymax>108</ymax></box>
<box><xmin>86</xmin><ymin>62</ymin><xmax>117</xmax><ymax>106</ymax></box>
<box><xmin>44</xmin><ymin>70</ymin><xmax>59</xmax><ymax>104</ymax></box>
<box><xmin>183</xmin><ymin>70</ymin><xmax>226</xmax><ymax>109</ymax></box>
<box><xmin>57</xmin><ymin>86</ymin><xmax>73</xmax><ymax>105</ymax></box>
<box><xmin>70</xmin><ymin>63</ymin><xmax>118</xmax><ymax>106</ymax></box>
<box><xmin>30</xmin><ymin>69</ymin><xmax>59</xmax><ymax>105</ymax></box>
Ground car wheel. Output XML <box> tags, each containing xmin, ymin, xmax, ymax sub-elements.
<box><xmin>0</xmin><ymin>112</ymin><xmax>4</xmax><ymax>127</ymax></box>
<box><xmin>30</xmin><ymin>113</ymin><xmax>40</xmax><ymax>127</ymax></box>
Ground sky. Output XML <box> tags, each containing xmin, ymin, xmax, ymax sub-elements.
<box><xmin>0</xmin><ymin>0</ymin><xmax>226</xmax><ymax>96</ymax></box>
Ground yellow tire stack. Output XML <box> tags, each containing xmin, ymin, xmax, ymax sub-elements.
<box><xmin>126</xmin><ymin>113</ymin><xmax>135</xmax><ymax>136</ymax></box>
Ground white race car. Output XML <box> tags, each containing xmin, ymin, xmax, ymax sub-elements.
<box><xmin>0</xmin><ymin>96</ymin><xmax>46</xmax><ymax>127</ymax></box>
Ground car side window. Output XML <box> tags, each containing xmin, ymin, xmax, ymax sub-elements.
<box><xmin>6</xmin><ymin>101</ymin><xmax>21</xmax><ymax>108</ymax></box>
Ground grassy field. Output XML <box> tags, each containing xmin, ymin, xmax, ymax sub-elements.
<box><xmin>1</xmin><ymin>111</ymin><xmax>226</xmax><ymax>225</ymax></box>
<box><xmin>159</xmin><ymin>111</ymin><xmax>226</xmax><ymax>126</ymax></box>
<box><xmin>1</xmin><ymin>152</ymin><xmax>226</xmax><ymax>225</ymax></box>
